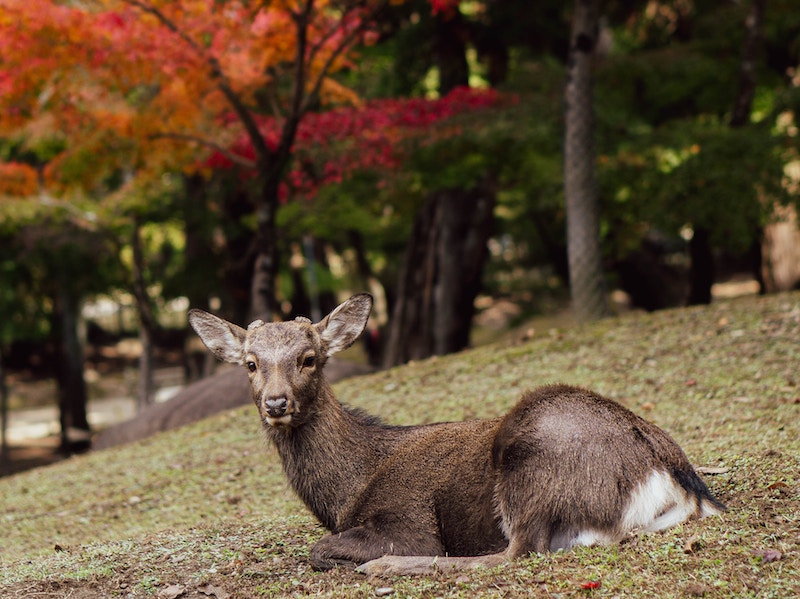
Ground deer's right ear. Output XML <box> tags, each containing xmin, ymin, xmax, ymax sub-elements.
<box><xmin>316</xmin><ymin>293</ymin><xmax>373</xmax><ymax>357</ymax></box>
<box><xmin>188</xmin><ymin>309</ymin><xmax>247</xmax><ymax>365</ymax></box>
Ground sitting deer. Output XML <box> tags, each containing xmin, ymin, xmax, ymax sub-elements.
<box><xmin>188</xmin><ymin>293</ymin><xmax>725</xmax><ymax>576</ymax></box>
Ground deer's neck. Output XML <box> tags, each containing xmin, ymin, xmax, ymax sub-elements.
<box><xmin>267</xmin><ymin>388</ymin><xmax>408</xmax><ymax>532</ymax></box>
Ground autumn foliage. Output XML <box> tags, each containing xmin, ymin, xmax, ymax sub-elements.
<box><xmin>0</xmin><ymin>0</ymin><xmax>389</xmax><ymax>193</ymax></box>
<box><xmin>205</xmin><ymin>87</ymin><xmax>502</xmax><ymax>201</ymax></box>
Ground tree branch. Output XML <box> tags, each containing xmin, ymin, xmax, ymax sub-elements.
<box><xmin>121</xmin><ymin>0</ymin><xmax>272</xmax><ymax>163</ymax></box>
<box><xmin>149</xmin><ymin>132</ymin><xmax>257</xmax><ymax>169</ymax></box>
<box><xmin>302</xmin><ymin>1</ymin><xmax>388</xmax><ymax>114</ymax></box>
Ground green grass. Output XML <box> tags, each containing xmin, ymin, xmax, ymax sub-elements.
<box><xmin>1</xmin><ymin>292</ymin><xmax>798</xmax><ymax>598</ymax></box>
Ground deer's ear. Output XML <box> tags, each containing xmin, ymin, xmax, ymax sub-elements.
<box><xmin>188</xmin><ymin>309</ymin><xmax>247</xmax><ymax>365</ymax></box>
<box><xmin>316</xmin><ymin>293</ymin><xmax>373</xmax><ymax>356</ymax></box>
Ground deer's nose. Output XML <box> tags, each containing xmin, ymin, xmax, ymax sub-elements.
<box><xmin>264</xmin><ymin>397</ymin><xmax>288</xmax><ymax>418</ymax></box>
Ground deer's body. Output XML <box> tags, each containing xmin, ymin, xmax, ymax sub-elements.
<box><xmin>189</xmin><ymin>294</ymin><xmax>725</xmax><ymax>574</ymax></box>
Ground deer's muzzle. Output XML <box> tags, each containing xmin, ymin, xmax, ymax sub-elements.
<box><xmin>264</xmin><ymin>397</ymin><xmax>288</xmax><ymax>418</ymax></box>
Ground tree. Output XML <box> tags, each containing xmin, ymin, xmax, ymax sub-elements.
<box><xmin>0</xmin><ymin>204</ymin><xmax>119</xmax><ymax>451</ymax></box>
<box><xmin>564</xmin><ymin>0</ymin><xmax>609</xmax><ymax>321</ymax></box>
<box><xmin>1</xmin><ymin>0</ymin><xmax>391</xmax><ymax>322</ymax></box>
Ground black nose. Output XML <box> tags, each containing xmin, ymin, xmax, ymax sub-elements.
<box><xmin>264</xmin><ymin>397</ymin><xmax>288</xmax><ymax>417</ymax></box>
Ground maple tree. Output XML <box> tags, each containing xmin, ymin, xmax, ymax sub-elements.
<box><xmin>1</xmin><ymin>0</ymin><xmax>396</xmax><ymax>320</ymax></box>
<box><xmin>205</xmin><ymin>86</ymin><xmax>502</xmax><ymax>202</ymax></box>
<box><xmin>1</xmin><ymin>0</ymin><xmax>498</xmax><ymax>432</ymax></box>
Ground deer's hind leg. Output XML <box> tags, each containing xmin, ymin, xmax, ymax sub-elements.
<box><xmin>492</xmin><ymin>416</ymin><xmax>625</xmax><ymax>555</ymax></box>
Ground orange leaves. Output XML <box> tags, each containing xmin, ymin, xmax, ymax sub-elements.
<box><xmin>0</xmin><ymin>162</ymin><xmax>38</xmax><ymax>197</ymax></box>
<box><xmin>1</xmin><ymin>0</ymin><xmax>392</xmax><ymax>200</ymax></box>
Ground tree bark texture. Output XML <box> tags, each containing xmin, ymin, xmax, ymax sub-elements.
<box><xmin>249</xmin><ymin>200</ymin><xmax>279</xmax><ymax>322</ymax></box>
<box><xmin>131</xmin><ymin>222</ymin><xmax>157</xmax><ymax>410</ymax></box>
<box><xmin>54</xmin><ymin>288</ymin><xmax>90</xmax><ymax>452</ymax></box>
<box><xmin>383</xmin><ymin>184</ymin><xmax>495</xmax><ymax>367</ymax></box>
<box><xmin>564</xmin><ymin>0</ymin><xmax>609</xmax><ymax>322</ymax></box>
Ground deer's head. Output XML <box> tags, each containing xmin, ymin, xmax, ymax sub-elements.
<box><xmin>189</xmin><ymin>293</ymin><xmax>373</xmax><ymax>429</ymax></box>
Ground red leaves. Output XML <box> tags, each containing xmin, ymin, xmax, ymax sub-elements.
<box><xmin>204</xmin><ymin>87</ymin><xmax>502</xmax><ymax>201</ymax></box>
<box><xmin>430</xmin><ymin>0</ymin><xmax>461</xmax><ymax>17</ymax></box>
<box><xmin>580</xmin><ymin>580</ymin><xmax>601</xmax><ymax>590</ymax></box>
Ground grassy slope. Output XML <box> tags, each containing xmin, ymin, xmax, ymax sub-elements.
<box><xmin>1</xmin><ymin>292</ymin><xmax>798</xmax><ymax>598</ymax></box>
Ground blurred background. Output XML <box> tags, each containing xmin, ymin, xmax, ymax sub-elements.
<box><xmin>0</xmin><ymin>0</ymin><xmax>798</xmax><ymax>470</ymax></box>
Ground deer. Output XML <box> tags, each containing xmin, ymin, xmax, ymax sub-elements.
<box><xmin>188</xmin><ymin>293</ymin><xmax>725</xmax><ymax>576</ymax></box>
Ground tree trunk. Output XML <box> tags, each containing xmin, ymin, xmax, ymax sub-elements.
<box><xmin>731</xmin><ymin>0</ymin><xmax>765</xmax><ymax>129</ymax></box>
<box><xmin>687</xmin><ymin>226</ymin><xmax>714</xmax><ymax>305</ymax></box>
<box><xmin>130</xmin><ymin>221</ymin><xmax>157</xmax><ymax>410</ymax></box>
<box><xmin>762</xmin><ymin>204</ymin><xmax>800</xmax><ymax>292</ymax></box>
<box><xmin>182</xmin><ymin>174</ymin><xmax>215</xmax><ymax>381</ymax></box>
<box><xmin>383</xmin><ymin>183</ymin><xmax>495</xmax><ymax>367</ymax></box>
<box><xmin>249</xmin><ymin>163</ymin><xmax>286</xmax><ymax>322</ymax></box>
<box><xmin>434</xmin><ymin>9</ymin><xmax>470</xmax><ymax>95</ymax></box>
<box><xmin>1</xmin><ymin>353</ymin><xmax>8</xmax><ymax>464</ymax></box>
<box><xmin>564</xmin><ymin>0</ymin><xmax>608</xmax><ymax>322</ymax></box>
<box><xmin>54</xmin><ymin>288</ymin><xmax>90</xmax><ymax>453</ymax></box>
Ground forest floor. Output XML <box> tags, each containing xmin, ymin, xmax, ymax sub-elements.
<box><xmin>1</xmin><ymin>289</ymin><xmax>798</xmax><ymax>598</ymax></box>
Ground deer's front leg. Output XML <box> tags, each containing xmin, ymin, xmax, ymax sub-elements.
<box><xmin>310</xmin><ymin>525</ymin><xmax>444</xmax><ymax>571</ymax></box>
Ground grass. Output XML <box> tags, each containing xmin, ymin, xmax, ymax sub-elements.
<box><xmin>1</xmin><ymin>291</ymin><xmax>798</xmax><ymax>598</ymax></box>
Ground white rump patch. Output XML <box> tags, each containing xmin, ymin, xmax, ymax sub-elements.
<box><xmin>621</xmin><ymin>470</ymin><xmax>697</xmax><ymax>533</ymax></box>
<box><xmin>550</xmin><ymin>529</ymin><xmax>618</xmax><ymax>552</ymax></box>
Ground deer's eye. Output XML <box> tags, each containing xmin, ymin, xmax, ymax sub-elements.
<box><xmin>301</xmin><ymin>354</ymin><xmax>316</xmax><ymax>369</ymax></box>
<box><xmin>246</xmin><ymin>361</ymin><xmax>257</xmax><ymax>373</ymax></box>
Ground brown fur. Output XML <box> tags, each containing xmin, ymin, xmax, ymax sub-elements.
<box><xmin>188</xmin><ymin>293</ymin><xmax>724</xmax><ymax>575</ymax></box>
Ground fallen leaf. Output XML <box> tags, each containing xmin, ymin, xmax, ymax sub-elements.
<box><xmin>684</xmin><ymin>582</ymin><xmax>710</xmax><ymax>597</ymax></box>
<box><xmin>752</xmin><ymin>549</ymin><xmax>782</xmax><ymax>563</ymax></box>
<box><xmin>580</xmin><ymin>580</ymin><xmax>601</xmax><ymax>590</ymax></box>
<box><xmin>766</xmin><ymin>481</ymin><xmax>789</xmax><ymax>491</ymax></box>
<box><xmin>158</xmin><ymin>585</ymin><xmax>185</xmax><ymax>599</ymax></box>
<box><xmin>375</xmin><ymin>587</ymin><xmax>395</xmax><ymax>597</ymax></box>
<box><xmin>197</xmin><ymin>584</ymin><xmax>231</xmax><ymax>599</ymax></box>
<box><xmin>684</xmin><ymin>534</ymin><xmax>703</xmax><ymax>553</ymax></box>
<box><xmin>695</xmin><ymin>466</ymin><xmax>730</xmax><ymax>475</ymax></box>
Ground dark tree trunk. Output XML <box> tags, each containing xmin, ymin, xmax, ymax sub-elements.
<box><xmin>221</xmin><ymin>187</ymin><xmax>255</xmax><ymax>326</ymax></box>
<box><xmin>1</xmin><ymin>353</ymin><xmax>8</xmax><ymax>464</ymax></box>
<box><xmin>53</xmin><ymin>288</ymin><xmax>90</xmax><ymax>453</ymax></box>
<box><xmin>731</xmin><ymin>0</ymin><xmax>765</xmax><ymax>129</ymax></box>
<box><xmin>130</xmin><ymin>221</ymin><xmax>157</xmax><ymax>410</ymax></box>
<box><xmin>182</xmin><ymin>174</ymin><xmax>215</xmax><ymax>381</ymax></box>
<box><xmin>688</xmin><ymin>227</ymin><xmax>714</xmax><ymax>305</ymax></box>
<box><xmin>250</xmin><ymin>152</ymin><xmax>292</xmax><ymax>322</ymax></box>
<box><xmin>434</xmin><ymin>9</ymin><xmax>470</xmax><ymax>95</ymax></box>
<box><xmin>730</xmin><ymin>0</ymin><xmax>770</xmax><ymax>293</ymax></box>
<box><xmin>383</xmin><ymin>183</ymin><xmax>495</xmax><ymax>367</ymax></box>
<box><xmin>687</xmin><ymin>0</ymin><xmax>766</xmax><ymax>304</ymax></box>
<box><xmin>250</xmin><ymin>198</ymin><xmax>280</xmax><ymax>322</ymax></box>
<box><xmin>564</xmin><ymin>0</ymin><xmax>609</xmax><ymax>322</ymax></box>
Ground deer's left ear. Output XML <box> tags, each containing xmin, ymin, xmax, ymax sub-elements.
<box><xmin>315</xmin><ymin>293</ymin><xmax>373</xmax><ymax>357</ymax></box>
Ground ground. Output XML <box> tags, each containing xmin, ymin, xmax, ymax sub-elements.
<box><xmin>1</xmin><ymin>291</ymin><xmax>798</xmax><ymax>598</ymax></box>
